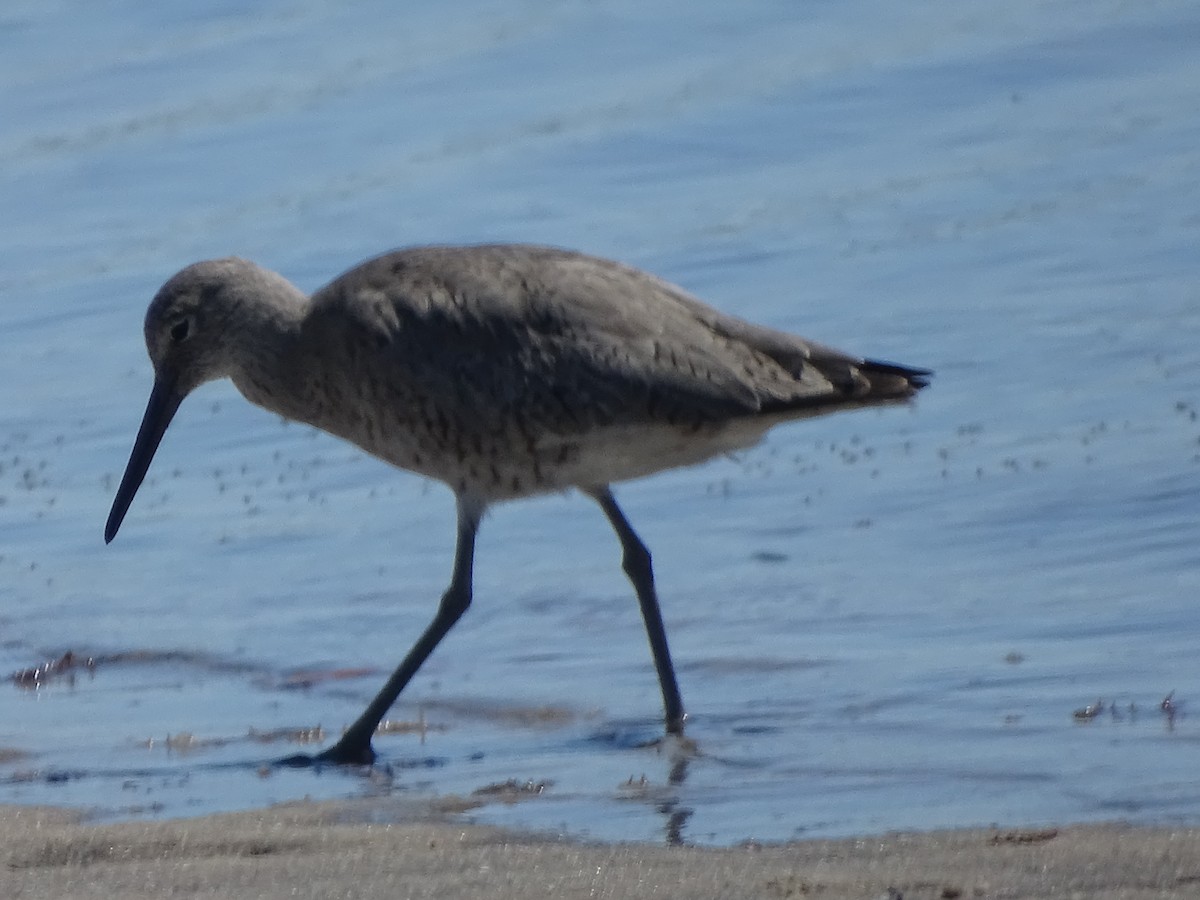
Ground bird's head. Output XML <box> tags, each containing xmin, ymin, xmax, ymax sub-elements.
<box><xmin>105</xmin><ymin>258</ymin><xmax>271</xmax><ymax>543</ymax></box>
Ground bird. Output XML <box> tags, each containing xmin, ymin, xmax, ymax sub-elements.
<box><xmin>104</xmin><ymin>243</ymin><xmax>929</xmax><ymax>765</ymax></box>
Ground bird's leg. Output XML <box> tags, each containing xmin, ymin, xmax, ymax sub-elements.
<box><xmin>313</xmin><ymin>497</ymin><xmax>481</xmax><ymax>765</ymax></box>
<box><xmin>590</xmin><ymin>487</ymin><xmax>686</xmax><ymax>735</ymax></box>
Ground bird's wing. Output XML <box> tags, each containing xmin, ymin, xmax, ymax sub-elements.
<box><xmin>308</xmin><ymin>245</ymin><xmax>914</xmax><ymax>435</ymax></box>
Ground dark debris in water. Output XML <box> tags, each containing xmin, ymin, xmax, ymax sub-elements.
<box><xmin>276</xmin><ymin>667</ymin><xmax>379</xmax><ymax>690</ymax></box>
<box><xmin>750</xmin><ymin>550</ymin><xmax>789</xmax><ymax>564</ymax></box>
<box><xmin>1071</xmin><ymin>692</ymin><xmax>1182</xmax><ymax>728</ymax></box>
<box><xmin>10</xmin><ymin>650</ymin><xmax>95</xmax><ymax>689</ymax></box>
<box><xmin>141</xmin><ymin>724</ymin><xmax>337</xmax><ymax>756</ymax></box>
<box><xmin>472</xmin><ymin>778</ymin><xmax>551</xmax><ymax>799</ymax></box>
<box><xmin>4</xmin><ymin>768</ymin><xmax>85</xmax><ymax>786</ymax></box>
<box><xmin>1072</xmin><ymin>699</ymin><xmax>1107</xmax><ymax>721</ymax></box>
<box><xmin>9</xmin><ymin>647</ymin><xmax>268</xmax><ymax>690</ymax></box>
<box><xmin>248</xmin><ymin>725</ymin><xmax>328</xmax><ymax>745</ymax></box>
<box><xmin>375</xmin><ymin>714</ymin><xmax>447</xmax><ymax>743</ymax></box>
<box><xmin>141</xmin><ymin>732</ymin><xmax>232</xmax><ymax>755</ymax></box>
<box><xmin>434</xmin><ymin>778</ymin><xmax>552</xmax><ymax>814</ymax></box>
<box><xmin>421</xmin><ymin>697</ymin><xmax>579</xmax><ymax>729</ymax></box>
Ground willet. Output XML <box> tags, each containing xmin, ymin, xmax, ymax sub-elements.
<box><xmin>105</xmin><ymin>244</ymin><xmax>929</xmax><ymax>765</ymax></box>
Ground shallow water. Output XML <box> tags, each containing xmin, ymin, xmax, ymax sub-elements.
<box><xmin>2</xmin><ymin>0</ymin><xmax>1199</xmax><ymax>845</ymax></box>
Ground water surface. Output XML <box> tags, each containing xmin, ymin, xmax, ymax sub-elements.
<box><xmin>1</xmin><ymin>0</ymin><xmax>1199</xmax><ymax>844</ymax></box>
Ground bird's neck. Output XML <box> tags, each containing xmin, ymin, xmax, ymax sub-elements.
<box><xmin>225</xmin><ymin>285</ymin><xmax>309</xmax><ymax>420</ymax></box>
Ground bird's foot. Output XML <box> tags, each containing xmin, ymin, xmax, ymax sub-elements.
<box><xmin>274</xmin><ymin>752</ymin><xmax>320</xmax><ymax>768</ymax></box>
<box><xmin>274</xmin><ymin>740</ymin><xmax>376</xmax><ymax>768</ymax></box>
<box><xmin>318</xmin><ymin>739</ymin><xmax>376</xmax><ymax>765</ymax></box>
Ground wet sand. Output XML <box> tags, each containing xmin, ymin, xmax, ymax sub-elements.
<box><xmin>3</xmin><ymin>802</ymin><xmax>1197</xmax><ymax>899</ymax></box>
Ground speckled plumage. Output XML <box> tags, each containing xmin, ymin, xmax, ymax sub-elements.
<box><xmin>107</xmin><ymin>243</ymin><xmax>929</xmax><ymax>764</ymax></box>
<box><xmin>139</xmin><ymin>244</ymin><xmax>925</xmax><ymax>503</ymax></box>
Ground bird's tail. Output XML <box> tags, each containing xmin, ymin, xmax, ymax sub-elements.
<box><xmin>756</xmin><ymin>352</ymin><xmax>931</xmax><ymax>421</ymax></box>
<box><xmin>857</xmin><ymin>358</ymin><xmax>931</xmax><ymax>397</ymax></box>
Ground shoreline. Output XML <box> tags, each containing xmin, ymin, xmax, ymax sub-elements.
<box><xmin>3</xmin><ymin>800</ymin><xmax>1198</xmax><ymax>898</ymax></box>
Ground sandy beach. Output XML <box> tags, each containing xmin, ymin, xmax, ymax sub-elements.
<box><xmin>3</xmin><ymin>802</ymin><xmax>1197</xmax><ymax>899</ymax></box>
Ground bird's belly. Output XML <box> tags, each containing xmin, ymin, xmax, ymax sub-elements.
<box><xmin>297</xmin><ymin>374</ymin><xmax>771</xmax><ymax>502</ymax></box>
<box><xmin>524</xmin><ymin>420</ymin><xmax>772</xmax><ymax>496</ymax></box>
<box><xmin>351</xmin><ymin>418</ymin><xmax>767</xmax><ymax>502</ymax></box>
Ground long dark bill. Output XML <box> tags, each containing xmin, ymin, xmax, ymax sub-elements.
<box><xmin>105</xmin><ymin>379</ymin><xmax>184</xmax><ymax>544</ymax></box>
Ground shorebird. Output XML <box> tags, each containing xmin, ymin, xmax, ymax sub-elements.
<box><xmin>105</xmin><ymin>244</ymin><xmax>929</xmax><ymax>764</ymax></box>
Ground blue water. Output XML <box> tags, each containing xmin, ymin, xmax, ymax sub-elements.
<box><xmin>2</xmin><ymin>0</ymin><xmax>1200</xmax><ymax>844</ymax></box>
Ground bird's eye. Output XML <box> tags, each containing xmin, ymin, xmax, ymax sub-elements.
<box><xmin>170</xmin><ymin>319</ymin><xmax>191</xmax><ymax>344</ymax></box>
